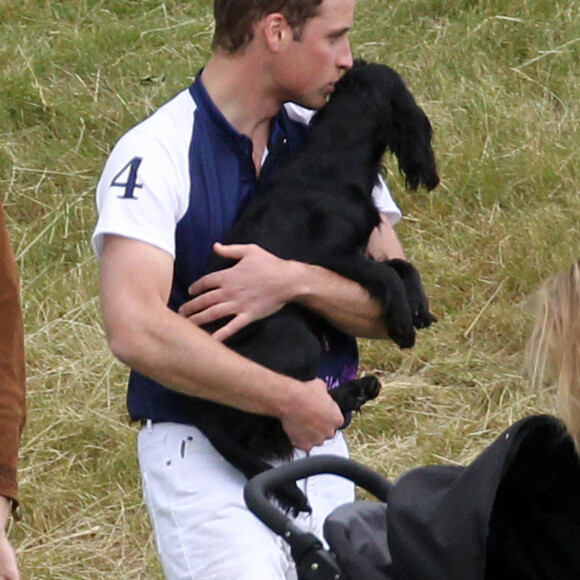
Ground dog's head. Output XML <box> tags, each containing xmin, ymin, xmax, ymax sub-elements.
<box><xmin>332</xmin><ymin>60</ymin><xmax>440</xmax><ymax>191</ymax></box>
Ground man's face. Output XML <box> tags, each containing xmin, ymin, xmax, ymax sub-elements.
<box><xmin>274</xmin><ymin>0</ymin><xmax>355</xmax><ymax>109</ymax></box>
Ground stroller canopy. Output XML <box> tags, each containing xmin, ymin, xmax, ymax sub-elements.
<box><xmin>325</xmin><ymin>414</ymin><xmax>580</xmax><ymax>580</ymax></box>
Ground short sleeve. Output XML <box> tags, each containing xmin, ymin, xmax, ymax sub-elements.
<box><xmin>372</xmin><ymin>175</ymin><xmax>401</xmax><ymax>225</ymax></box>
<box><xmin>92</xmin><ymin>130</ymin><xmax>189</xmax><ymax>258</ymax></box>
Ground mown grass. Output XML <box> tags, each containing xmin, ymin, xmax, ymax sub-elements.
<box><xmin>1</xmin><ymin>0</ymin><xmax>578</xmax><ymax>577</ymax></box>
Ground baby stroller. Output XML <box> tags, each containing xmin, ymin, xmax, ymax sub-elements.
<box><xmin>245</xmin><ymin>414</ymin><xmax>580</xmax><ymax>580</ymax></box>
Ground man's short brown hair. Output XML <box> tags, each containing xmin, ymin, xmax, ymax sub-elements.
<box><xmin>212</xmin><ymin>0</ymin><xmax>324</xmax><ymax>53</ymax></box>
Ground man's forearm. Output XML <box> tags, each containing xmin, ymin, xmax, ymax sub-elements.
<box><xmin>104</xmin><ymin>292</ymin><xmax>345</xmax><ymax>450</ymax></box>
<box><xmin>289</xmin><ymin>260</ymin><xmax>390</xmax><ymax>339</ymax></box>
<box><xmin>366</xmin><ymin>213</ymin><xmax>405</xmax><ymax>262</ymax></box>
<box><xmin>99</xmin><ymin>236</ymin><xmax>345</xmax><ymax>449</ymax></box>
<box><xmin>288</xmin><ymin>214</ymin><xmax>406</xmax><ymax>339</ymax></box>
<box><xmin>182</xmin><ymin>220</ymin><xmax>406</xmax><ymax>343</ymax></box>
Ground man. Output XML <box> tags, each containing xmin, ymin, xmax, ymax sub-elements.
<box><xmin>0</xmin><ymin>201</ymin><xmax>26</xmax><ymax>580</ymax></box>
<box><xmin>94</xmin><ymin>0</ymin><xmax>408</xmax><ymax>577</ymax></box>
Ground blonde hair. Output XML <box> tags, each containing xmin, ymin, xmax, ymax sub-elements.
<box><xmin>526</xmin><ymin>260</ymin><xmax>580</xmax><ymax>452</ymax></box>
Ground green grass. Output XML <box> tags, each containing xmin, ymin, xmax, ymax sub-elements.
<box><xmin>1</xmin><ymin>0</ymin><xmax>579</xmax><ymax>576</ymax></box>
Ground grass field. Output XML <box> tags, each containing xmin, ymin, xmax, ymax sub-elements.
<box><xmin>1</xmin><ymin>0</ymin><xmax>579</xmax><ymax>577</ymax></box>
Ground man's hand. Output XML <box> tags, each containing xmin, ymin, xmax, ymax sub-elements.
<box><xmin>279</xmin><ymin>378</ymin><xmax>344</xmax><ymax>451</ymax></box>
<box><xmin>0</xmin><ymin>497</ymin><xmax>19</xmax><ymax>580</ymax></box>
<box><xmin>179</xmin><ymin>243</ymin><xmax>293</xmax><ymax>342</ymax></box>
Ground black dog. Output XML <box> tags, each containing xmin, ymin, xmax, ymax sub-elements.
<box><xmin>187</xmin><ymin>61</ymin><xmax>439</xmax><ymax>513</ymax></box>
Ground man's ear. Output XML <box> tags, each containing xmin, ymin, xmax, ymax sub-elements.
<box><xmin>261</xmin><ymin>13</ymin><xmax>293</xmax><ymax>52</ymax></box>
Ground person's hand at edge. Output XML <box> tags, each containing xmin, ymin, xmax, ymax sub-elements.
<box><xmin>0</xmin><ymin>496</ymin><xmax>19</xmax><ymax>580</ymax></box>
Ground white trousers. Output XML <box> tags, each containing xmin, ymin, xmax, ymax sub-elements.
<box><xmin>138</xmin><ymin>422</ymin><xmax>354</xmax><ymax>580</ymax></box>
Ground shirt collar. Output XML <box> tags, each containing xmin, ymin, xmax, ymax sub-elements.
<box><xmin>189</xmin><ymin>70</ymin><xmax>252</xmax><ymax>148</ymax></box>
<box><xmin>189</xmin><ymin>70</ymin><xmax>296</xmax><ymax>155</ymax></box>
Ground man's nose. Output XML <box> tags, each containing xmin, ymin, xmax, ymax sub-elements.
<box><xmin>338</xmin><ymin>38</ymin><xmax>353</xmax><ymax>70</ymax></box>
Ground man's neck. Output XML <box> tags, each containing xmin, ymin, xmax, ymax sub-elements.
<box><xmin>201</xmin><ymin>50</ymin><xmax>281</xmax><ymax>141</ymax></box>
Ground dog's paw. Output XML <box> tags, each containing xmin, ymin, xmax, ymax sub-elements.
<box><xmin>387</xmin><ymin>259</ymin><xmax>436</xmax><ymax>330</ymax></box>
<box><xmin>348</xmin><ymin>376</ymin><xmax>381</xmax><ymax>412</ymax></box>
<box><xmin>360</xmin><ymin>375</ymin><xmax>381</xmax><ymax>403</ymax></box>
<box><xmin>330</xmin><ymin>376</ymin><xmax>382</xmax><ymax>414</ymax></box>
<box><xmin>385</xmin><ymin>314</ymin><xmax>416</xmax><ymax>348</ymax></box>
<box><xmin>272</xmin><ymin>483</ymin><xmax>312</xmax><ymax>516</ymax></box>
<box><xmin>371</xmin><ymin>261</ymin><xmax>416</xmax><ymax>348</ymax></box>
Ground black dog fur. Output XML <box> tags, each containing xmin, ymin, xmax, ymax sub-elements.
<box><xmin>186</xmin><ymin>61</ymin><xmax>439</xmax><ymax>513</ymax></box>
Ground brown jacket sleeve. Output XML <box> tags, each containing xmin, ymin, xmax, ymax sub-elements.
<box><xmin>0</xmin><ymin>201</ymin><xmax>26</xmax><ymax>505</ymax></box>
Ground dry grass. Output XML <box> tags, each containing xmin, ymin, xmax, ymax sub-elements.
<box><xmin>1</xmin><ymin>0</ymin><xmax>579</xmax><ymax>576</ymax></box>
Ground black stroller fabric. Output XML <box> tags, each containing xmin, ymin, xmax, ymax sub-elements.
<box><xmin>325</xmin><ymin>414</ymin><xmax>580</xmax><ymax>580</ymax></box>
<box><xmin>324</xmin><ymin>501</ymin><xmax>392</xmax><ymax>580</ymax></box>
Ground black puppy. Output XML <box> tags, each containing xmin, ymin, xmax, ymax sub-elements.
<box><xmin>187</xmin><ymin>61</ymin><xmax>439</xmax><ymax>513</ymax></box>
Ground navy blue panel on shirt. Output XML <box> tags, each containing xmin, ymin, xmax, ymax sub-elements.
<box><xmin>127</xmin><ymin>73</ymin><xmax>358</xmax><ymax>425</ymax></box>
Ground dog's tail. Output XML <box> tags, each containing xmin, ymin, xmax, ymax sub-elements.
<box><xmin>526</xmin><ymin>260</ymin><xmax>580</xmax><ymax>455</ymax></box>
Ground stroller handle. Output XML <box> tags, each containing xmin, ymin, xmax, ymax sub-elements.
<box><xmin>244</xmin><ymin>454</ymin><xmax>392</xmax><ymax>538</ymax></box>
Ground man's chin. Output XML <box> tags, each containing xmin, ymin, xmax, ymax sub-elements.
<box><xmin>293</xmin><ymin>94</ymin><xmax>329</xmax><ymax>111</ymax></box>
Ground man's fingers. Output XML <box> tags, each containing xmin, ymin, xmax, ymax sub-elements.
<box><xmin>188</xmin><ymin>244</ymin><xmax>261</xmax><ymax>296</ymax></box>
<box><xmin>187</xmin><ymin>303</ymin><xmax>235</xmax><ymax>327</ymax></box>
<box><xmin>212</xmin><ymin>313</ymin><xmax>251</xmax><ymax>342</ymax></box>
<box><xmin>212</xmin><ymin>241</ymin><xmax>255</xmax><ymax>260</ymax></box>
<box><xmin>181</xmin><ymin>295</ymin><xmax>251</xmax><ymax>341</ymax></box>
<box><xmin>179</xmin><ymin>289</ymin><xmax>223</xmax><ymax>317</ymax></box>
<box><xmin>188</xmin><ymin>271</ymin><xmax>224</xmax><ymax>296</ymax></box>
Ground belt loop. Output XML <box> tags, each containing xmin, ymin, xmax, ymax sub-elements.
<box><xmin>141</xmin><ymin>418</ymin><xmax>153</xmax><ymax>431</ymax></box>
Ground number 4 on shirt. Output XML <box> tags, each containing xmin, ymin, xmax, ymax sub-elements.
<box><xmin>111</xmin><ymin>157</ymin><xmax>143</xmax><ymax>199</ymax></box>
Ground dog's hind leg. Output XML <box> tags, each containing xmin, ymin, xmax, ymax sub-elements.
<box><xmin>386</xmin><ymin>258</ymin><xmax>436</xmax><ymax>329</ymax></box>
<box><xmin>197</xmin><ymin>420</ymin><xmax>312</xmax><ymax>515</ymax></box>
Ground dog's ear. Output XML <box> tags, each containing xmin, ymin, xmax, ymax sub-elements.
<box><xmin>376</xmin><ymin>66</ymin><xmax>440</xmax><ymax>191</ymax></box>
<box><xmin>333</xmin><ymin>62</ymin><xmax>440</xmax><ymax>191</ymax></box>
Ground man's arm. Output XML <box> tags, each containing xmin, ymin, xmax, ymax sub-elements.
<box><xmin>296</xmin><ymin>214</ymin><xmax>408</xmax><ymax>336</ymax></box>
<box><xmin>99</xmin><ymin>235</ymin><xmax>344</xmax><ymax>450</ymax></box>
<box><xmin>366</xmin><ymin>213</ymin><xmax>405</xmax><ymax>262</ymax></box>
<box><xmin>180</xmin><ymin>214</ymin><xmax>405</xmax><ymax>342</ymax></box>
